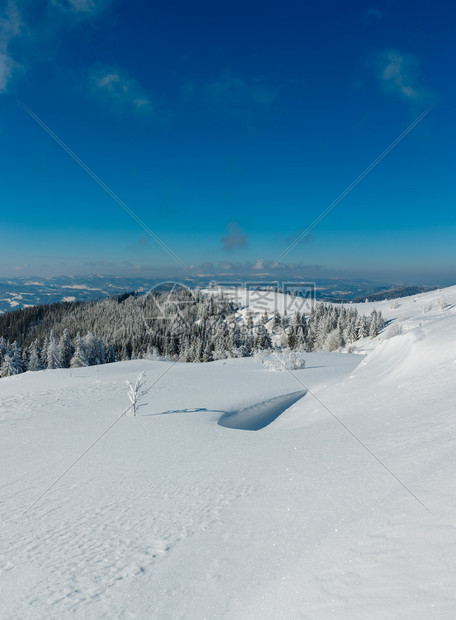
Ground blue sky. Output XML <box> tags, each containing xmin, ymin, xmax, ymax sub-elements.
<box><xmin>0</xmin><ymin>0</ymin><xmax>455</xmax><ymax>283</ymax></box>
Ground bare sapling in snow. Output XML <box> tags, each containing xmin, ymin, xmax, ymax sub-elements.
<box><xmin>127</xmin><ymin>371</ymin><xmax>148</xmax><ymax>416</ymax></box>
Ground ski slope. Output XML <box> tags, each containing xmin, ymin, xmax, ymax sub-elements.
<box><xmin>1</xmin><ymin>285</ymin><xmax>456</xmax><ymax>618</ymax></box>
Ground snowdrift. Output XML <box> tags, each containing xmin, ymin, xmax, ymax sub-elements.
<box><xmin>218</xmin><ymin>390</ymin><xmax>306</xmax><ymax>430</ymax></box>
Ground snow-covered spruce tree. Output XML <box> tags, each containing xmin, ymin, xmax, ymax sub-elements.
<box><xmin>10</xmin><ymin>341</ymin><xmax>25</xmax><ymax>373</ymax></box>
<box><xmin>0</xmin><ymin>354</ymin><xmax>21</xmax><ymax>377</ymax></box>
<box><xmin>46</xmin><ymin>331</ymin><xmax>62</xmax><ymax>369</ymax></box>
<box><xmin>82</xmin><ymin>332</ymin><xmax>98</xmax><ymax>365</ymax></box>
<box><xmin>41</xmin><ymin>336</ymin><xmax>49</xmax><ymax>368</ymax></box>
<box><xmin>70</xmin><ymin>334</ymin><xmax>89</xmax><ymax>368</ymax></box>
<box><xmin>93</xmin><ymin>336</ymin><xmax>106</xmax><ymax>365</ymax></box>
<box><xmin>272</xmin><ymin>311</ymin><xmax>282</xmax><ymax>329</ymax></box>
<box><xmin>292</xmin><ymin>312</ymin><xmax>308</xmax><ymax>351</ymax></box>
<box><xmin>254</xmin><ymin>324</ymin><xmax>272</xmax><ymax>350</ymax></box>
<box><xmin>369</xmin><ymin>310</ymin><xmax>379</xmax><ymax>338</ymax></box>
<box><xmin>27</xmin><ymin>340</ymin><xmax>44</xmax><ymax>371</ymax></box>
<box><xmin>105</xmin><ymin>337</ymin><xmax>116</xmax><ymax>364</ymax></box>
<box><xmin>0</xmin><ymin>336</ymin><xmax>7</xmax><ymax>362</ymax></box>
<box><xmin>287</xmin><ymin>325</ymin><xmax>297</xmax><ymax>350</ymax></box>
<box><xmin>356</xmin><ymin>315</ymin><xmax>369</xmax><ymax>339</ymax></box>
<box><xmin>58</xmin><ymin>329</ymin><xmax>74</xmax><ymax>368</ymax></box>
<box><xmin>343</xmin><ymin>320</ymin><xmax>357</xmax><ymax>344</ymax></box>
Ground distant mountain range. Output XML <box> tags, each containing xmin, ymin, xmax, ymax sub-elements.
<box><xmin>0</xmin><ymin>275</ymin><xmax>436</xmax><ymax>313</ymax></box>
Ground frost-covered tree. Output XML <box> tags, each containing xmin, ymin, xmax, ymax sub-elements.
<box><xmin>344</xmin><ymin>321</ymin><xmax>357</xmax><ymax>344</ymax></box>
<box><xmin>28</xmin><ymin>340</ymin><xmax>44</xmax><ymax>371</ymax></box>
<box><xmin>0</xmin><ymin>336</ymin><xmax>7</xmax><ymax>360</ymax></box>
<box><xmin>356</xmin><ymin>315</ymin><xmax>369</xmax><ymax>339</ymax></box>
<box><xmin>10</xmin><ymin>341</ymin><xmax>24</xmax><ymax>373</ymax></box>
<box><xmin>0</xmin><ymin>354</ymin><xmax>21</xmax><ymax>377</ymax></box>
<box><xmin>70</xmin><ymin>334</ymin><xmax>89</xmax><ymax>368</ymax></box>
<box><xmin>369</xmin><ymin>310</ymin><xmax>378</xmax><ymax>338</ymax></box>
<box><xmin>46</xmin><ymin>331</ymin><xmax>62</xmax><ymax>369</ymax></box>
<box><xmin>58</xmin><ymin>329</ymin><xmax>74</xmax><ymax>368</ymax></box>
<box><xmin>105</xmin><ymin>337</ymin><xmax>116</xmax><ymax>364</ymax></box>
<box><xmin>254</xmin><ymin>324</ymin><xmax>272</xmax><ymax>350</ymax></box>
<box><xmin>272</xmin><ymin>311</ymin><xmax>282</xmax><ymax>329</ymax></box>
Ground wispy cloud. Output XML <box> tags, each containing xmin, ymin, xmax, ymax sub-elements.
<box><xmin>88</xmin><ymin>63</ymin><xmax>152</xmax><ymax>113</ymax></box>
<box><xmin>0</xmin><ymin>0</ymin><xmax>113</xmax><ymax>93</ymax></box>
<box><xmin>0</xmin><ymin>51</ymin><xmax>16</xmax><ymax>92</ymax></box>
<box><xmin>184</xmin><ymin>69</ymin><xmax>277</xmax><ymax>112</ymax></box>
<box><xmin>373</xmin><ymin>49</ymin><xmax>428</xmax><ymax>101</ymax></box>
<box><xmin>50</xmin><ymin>0</ymin><xmax>112</xmax><ymax>16</ymax></box>
<box><xmin>0</xmin><ymin>0</ymin><xmax>22</xmax><ymax>92</ymax></box>
<box><xmin>252</xmin><ymin>259</ymin><xmax>287</xmax><ymax>271</ymax></box>
<box><xmin>221</xmin><ymin>222</ymin><xmax>247</xmax><ymax>251</ymax></box>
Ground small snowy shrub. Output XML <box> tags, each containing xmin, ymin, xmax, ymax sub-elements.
<box><xmin>439</xmin><ymin>295</ymin><xmax>447</xmax><ymax>310</ymax></box>
<box><xmin>324</xmin><ymin>329</ymin><xmax>342</xmax><ymax>352</ymax></box>
<box><xmin>384</xmin><ymin>323</ymin><xmax>403</xmax><ymax>339</ymax></box>
<box><xmin>142</xmin><ymin>347</ymin><xmax>161</xmax><ymax>360</ymax></box>
<box><xmin>254</xmin><ymin>350</ymin><xmax>306</xmax><ymax>371</ymax></box>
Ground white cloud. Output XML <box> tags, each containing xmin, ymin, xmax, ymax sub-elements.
<box><xmin>0</xmin><ymin>0</ymin><xmax>22</xmax><ymax>92</ymax></box>
<box><xmin>0</xmin><ymin>52</ymin><xmax>16</xmax><ymax>92</ymax></box>
<box><xmin>0</xmin><ymin>1</ymin><xmax>21</xmax><ymax>39</ymax></box>
<box><xmin>88</xmin><ymin>64</ymin><xmax>152</xmax><ymax>112</ymax></box>
<box><xmin>0</xmin><ymin>0</ymin><xmax>113</xmax><ymax>93</ymax></box>
<box><xmin>374</xmin><ymin>49</ymin><xmax>425</xmax><ymax>100</ymax></box>
<box><xmin>253</xmin><ymin>259</ymin><xmax>286</xmax><ymax>271</ymax></box>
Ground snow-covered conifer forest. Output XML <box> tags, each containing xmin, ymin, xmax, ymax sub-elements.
<box><xmin>0</xmin><ymin>289</ymin><xmax>384</xmax><ymax>377</ymax></box>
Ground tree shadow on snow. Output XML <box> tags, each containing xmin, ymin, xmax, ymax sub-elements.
<box><xmin>141</xmin><ymin>407</ymin><xmax>225</xmax><ymax>417</ymax></box>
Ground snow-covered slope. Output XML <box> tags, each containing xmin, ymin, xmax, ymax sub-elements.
<box><xmin>1</xmin><ymin>285</ymin><xmax>456</xmax><ymax>619</ymax></box>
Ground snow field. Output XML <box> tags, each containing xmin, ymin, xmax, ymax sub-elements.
<box><xmin>1</xmin><ymin>284</ymin><xmax>456</xmax><ymax>618</ymax></box>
